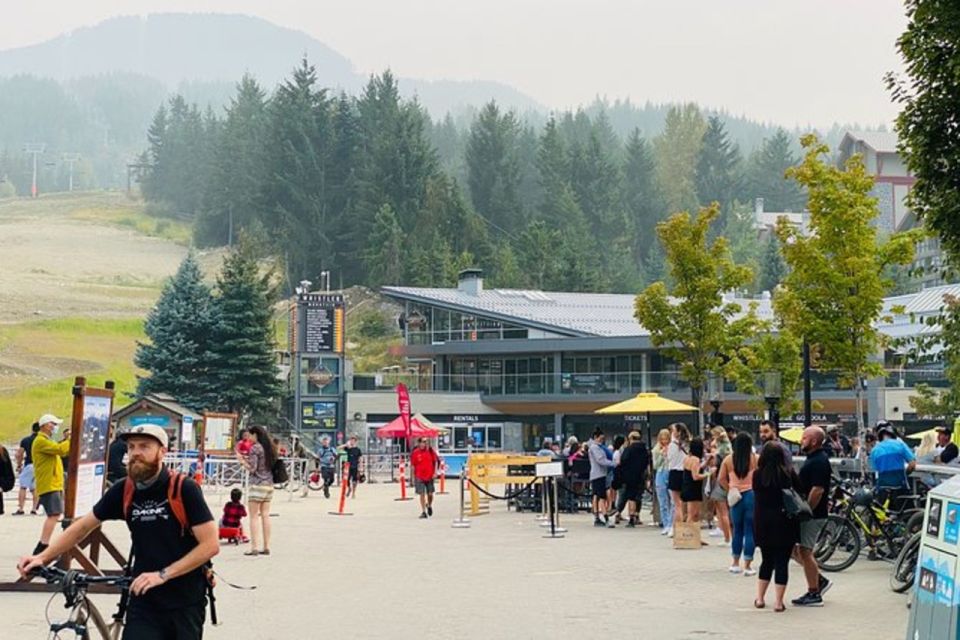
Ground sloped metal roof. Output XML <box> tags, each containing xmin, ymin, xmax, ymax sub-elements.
<box><xmin>843</xmin><ymin>130</ymin><xmax>900</xmax><ymax>154</ymax></box>
<box><xmin>382</xmin><ymin>286</ymin><xmax>773</xmax><ymax>338</ymax></box>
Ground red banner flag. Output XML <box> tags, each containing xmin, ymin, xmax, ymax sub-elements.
<box><xmin>397</xmin><ymin>383</ymin><xmax>412</xmax><ymax>440</ymax></box>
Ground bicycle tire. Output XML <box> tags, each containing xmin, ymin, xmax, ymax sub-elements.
<box><xmin>890</xmin><ymin>531</ymin><xmax>921</xmax><ymax>593</ymax></box>
<box><xmin>905</xmin><ymin>510</ymin><xmax>924</xmax><ymax>536</ymax></box>
<box><xmin>816</xmin><ymin>515</ymin><xmax>861</xmax><ymax>572</ymax></box>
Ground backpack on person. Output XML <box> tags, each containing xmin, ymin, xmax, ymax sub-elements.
<box><xmin>0</xmin><ymin>446</ymin><xmax>15</xmax><ymax>492</ymax></box>
<box><xmin>271</xmin><ymin>458</ymin><xmax>289</xmax><ymax>484</ymax></box>
<box><xmin>121</xmin><ymin>472</ymin><xmax>219</xmax><ymax>624</ymax></box>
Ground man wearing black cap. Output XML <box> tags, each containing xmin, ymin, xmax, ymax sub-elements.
<box><xmin>19</xmin><ymin>424</ymin><xmax>218</xmax><ymax>639</ymax></box>
<box><xmin>935</xmin><ymin>427</ymin><xmax>959</xmax><ymax>465</ymax></box>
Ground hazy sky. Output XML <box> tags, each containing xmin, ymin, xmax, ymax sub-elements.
<box><xmin>1</xmin><ymin>1</ymin><xmax>908</xmax><ymax>127</ymax></box>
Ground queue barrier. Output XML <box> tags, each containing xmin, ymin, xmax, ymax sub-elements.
<box><xmin>466</xmin><ymin>453</ymin><xmax>552</xmax><ymax>517</ymax></box>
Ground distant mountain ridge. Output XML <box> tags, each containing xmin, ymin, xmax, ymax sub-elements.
<box><xmin>0</xmin><ymin>13</ymin><xmax>544</xmax><ymax>115</ymax></box>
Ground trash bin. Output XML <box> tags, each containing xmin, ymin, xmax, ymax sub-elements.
<box><xmin>906</xmin><ymin>475</ymin><xmax>960</xmax><ymax>639</ymax></box>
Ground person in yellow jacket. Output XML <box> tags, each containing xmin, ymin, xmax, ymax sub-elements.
<box><xmin>31</xmin><ymin>414</ymin><xmax>69</xmax><ymax>556</ymax></box>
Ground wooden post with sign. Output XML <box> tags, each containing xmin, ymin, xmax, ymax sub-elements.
<box><xmin>0</xmin><ymin>377</ymin><xmax>128</xmax><ymax>593</ymax></box>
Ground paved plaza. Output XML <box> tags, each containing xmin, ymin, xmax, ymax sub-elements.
<box><xmin>2</xmin><ymin>483</ymin><xmax>909</xmax><ymax>639</ymax></box>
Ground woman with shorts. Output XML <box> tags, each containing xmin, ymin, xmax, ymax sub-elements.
<box><xmin>665</xmin><ymin>423</ymin><xmax>690</xmax><ymax>538</ymax></box>
<box><xmin>681</xmin><ymin>437</ymin><xmax>711</xmax><ymax>525</ymax></box>
<box><xmin>241</xmin><ymin>425</ymin><xmax>277</xmax><ymax>556</ymax></box>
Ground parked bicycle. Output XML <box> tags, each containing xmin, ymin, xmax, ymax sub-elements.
<box><xmin>890</xmin><ymin>530</ymin><xmax>922</xmax><ymax>593</ymax></box>
<box><xmin>31</xmin><ymin>565</ymin><xmax>132</xmax><ymax>639</ymax></box>
<box><xmin>815</xmin><ymin>477</ymin><xmax>924</xmax><ymax>572</ymax></box>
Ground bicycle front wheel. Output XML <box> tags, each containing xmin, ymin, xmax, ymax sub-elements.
<box><xmin>816</xmin><ymin>515</ymin><xmax>861</xmax><ymax>572</ymax></box>
<box><xmin>890</xmin><ymin>531</ymin><xmax>921</xmax><ymax>593</ymax></box>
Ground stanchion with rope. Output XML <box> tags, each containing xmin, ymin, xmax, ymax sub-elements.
<box><xmin>451</xmin><ymin>468</ymin><xmax>471</xmax><ymax>529</ymax></box>
<box><xmin>395</xmin><ymin>456</ymin><xmax>412</xmax><ymax>501</ymax></box>
<box><xmin>328</xmin><ymin>461</ymin><xmax>353</xmax><ymax>516</ymax></box>
<box><xmin>437</xmin><ymin>459</ymin><xmax>448</xmax><ymax>495</ymax></box>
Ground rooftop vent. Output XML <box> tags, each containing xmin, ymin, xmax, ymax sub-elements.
<box><xmin>457</xmin><ymin>268</ymin><xmax>484</xmax><ymax>296</ymax></box>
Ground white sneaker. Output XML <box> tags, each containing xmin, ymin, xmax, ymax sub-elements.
<box><xmin>728</xmin><ymin>566</ymin><xmax>742</xmax><ymax>574</ymax></box>
<box><xmin>744</xmin><ymin>568</ymin><xmax>757</xmax><ymax>577</ymax></box>
<box><xmin>717</xmin><ymin>541</ymin><xmax>730</xmax><ymax>547</ymax></box>
<box><xmin>660</xmin><ymin>528</ymin><xmax>669</xmax><ymax>535</ymax></box>
<box><xmin>666</xmin><ymin>527</ymin><xmax>674</xmax><ymax>538</ymax></box>
<box><xmin>709</xmin><ymin>528</ymin><xmax>723</xmax><ymax>537</ymax></box>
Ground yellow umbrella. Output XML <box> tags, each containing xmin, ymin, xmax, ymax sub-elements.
<box><xmin>954</xmin><ymin>417</ymin><xmax>960</xmax><ymax>447</ymax></box>
<box><xmin>906</xmin><ymin>428</ymin><xmax>937</xmax><ymax>441</ymax></box>
<box><xmin>595</xmin><ymin>393</ymin><xmax>697</xmax><ymax>415</ymax></box>
<box><xmin>779</xmin><ymin>426</ymin><xmax>804</xmax><ymax>444</ymax></box>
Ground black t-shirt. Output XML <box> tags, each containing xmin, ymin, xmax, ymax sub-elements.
<box><xmin>799</xmin><ymin>448</ymin><xmax>832</xmax><ymax>519</ymax></box>
<box><xmin>941</xmin><ymin>442</ymin><xmax>959</xmax><ymax>465</ymax></box>
<box><xmin>20</xmin><ymin>433</ymin><xmax>37</xmax><ymax>465</ymax></box>
<box><xmin>346</xmin><ymin>446</ymin><xmax>362</xmax><ymax>468</ymax></box>
<box><xmin>93</xmin><ymin>468</ymin><xmax>214</xmax><ymax>610</ymax></box>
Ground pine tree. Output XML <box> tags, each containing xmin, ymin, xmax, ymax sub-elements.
<box><xmin>195</xmin><ymin>74</ymin><xmax>268</xmax><ymax>247</ymax></box>
<box><xmin>465</xmin><ymin>101</ymin><xmax>523</xmax><ymax>232</ymax></box>
<box><xmin>135</xmin><ymin>253</ymin><xmax>218</xmax><ymax>409</ymax></box>
<box><xmin>695</xmin><ymin>116</ymin><xmax>742</xmax><ymax>217</ymax></box>
<box><xmin>208</xmin><ymin>241</ymin><xmax>283</xmax><ymax>419</ymax></box>
<box><xmin>747</xmin><ymin>129</ymin><xmax>806</xmax><ymax>211</ymax></box>
<box><xmin>622</xmin><ymin>128</ymin><xmax>661</xmax><ymax>264</ymax></box>
<box><xmin>364</xmin><ymin>204</ymin><xmax>405</xmax><ymax>286</ymax></box>
<box><xmin>757</xmin><ymin>233</ymin><xmax>786</xmax><ymax>292</ymax></box>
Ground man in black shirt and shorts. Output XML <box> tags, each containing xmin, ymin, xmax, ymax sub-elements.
<box><xmin>792</xmin><ymin>426</ymin><xmax>832</xmax><ymax>607</ymax></box>
<box><xmin>344</xmin><ymin>435</ymin><xmax>363</xmax><ymax>498</ymax></box>
<box><xmin>19</xmin><ymin>425</ymin><xmax>219</xmax><ymax>639</ymax></box>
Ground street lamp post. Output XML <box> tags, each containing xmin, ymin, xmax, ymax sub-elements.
<box><xmin>763</xmin><ymin>370</ymin><xmax>782</xmax><ymax>434</ymax></box>
<box><xmin>707</xmin><ymin>372</ymin><xmax>724</xmax><ymax>427</ymax></box>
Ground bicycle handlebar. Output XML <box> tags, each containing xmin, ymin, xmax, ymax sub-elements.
<box><xmin>33</xmin><ymin>565</ymin><xmax>132</xmax><ymax>588</ymax></box>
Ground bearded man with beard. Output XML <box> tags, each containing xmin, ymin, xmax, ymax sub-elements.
<box><xmin>19</xmin><ymin>425</ymin><xmax>218</xmax><ymax>639</ymax></box>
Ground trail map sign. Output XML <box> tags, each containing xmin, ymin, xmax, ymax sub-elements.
<box><xmin>72</xmin><ymin>393</ymin><xmax>112</xmax><ymax>517</ymax></box>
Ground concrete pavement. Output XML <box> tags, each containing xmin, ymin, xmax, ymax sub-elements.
<box><xmin>1</xmin><ymin>482</ymin><xmax>909</xmax><ymax>639</ymax></box>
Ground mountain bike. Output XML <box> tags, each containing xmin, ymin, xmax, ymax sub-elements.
<box><xmin>32</xmin><ymin>565</ymin><xmax>131</xmax><ymax>639</ymax></box>
<box><xmin>890</xmin><ymin>531</ymin><xmax>922</xmax><ymax>593</ymax></box>
<box><xmin>815</xmin><ymin>479</ymin><xmax>923</xmax><ymax>572</ymax></box>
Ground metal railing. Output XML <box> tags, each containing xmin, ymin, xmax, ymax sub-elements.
<box><xmin>349</xmin><ymin>368</ymin><xmax>949</xmax><ymax>396</ymax></box>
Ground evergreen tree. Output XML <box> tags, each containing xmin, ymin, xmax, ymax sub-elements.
<box><xmin>135</xmin><ymin>253</ymin><xmax>218</xmax><ymax>409</ymax></box>
<box><xmin>757</xmin><ymin>233</ymin><xmax>786</xmax><ymax>292</ymax></box>
<box><xmin>653</xmin><ymin>104</ymin><xmax>707</xmax><ymax>214</ymax></box>
<box><xmin>489</xmin><ymin>244</ymin><xmax>525</xmax><ymax>288</ymax></box>
<box><xmin>622</xmin><ymin>129</ymin><xmax>661</xmax><ymax>264</ymax></box>
<box><xmin>364</xmin><ymin>204</ymin><xmax>405</xmax><ymax>286</ymax></box>
<box><xmin>747</xmin><ymin>129</ymin><xmax>806</xmax><ymax>211</ymax></box>
<box><xmin>695</xmin><ymin>116</ymin><xmax>742</xmax><ymax>217</ymax></box>
<box><xmin>722</xmin><ymin>202</ymin><xmax>762</xmax><ymax>276</ymax></box>
<box><xmin>517</xmin><ymin>220</ymin><xmax>562</xmax><ymax>290</ymax></box>
<box><xmin>196</xmin><ymin>74</ymin><xmax>268</xmax><ymax>247</ymax></box>
<box><xmin>209</xmin><ymin>241</ymin><xmax>283</xmax><ymax>419</ymax></box>
<box><xmin>465</xmin><ymin>101</ymin><xmax>524</xmax><ymax>233</ymax></box>
<box><xmin>259</xmin><ymin>58</ymin><xmax>334</xmax><ymax>286</ymax></box>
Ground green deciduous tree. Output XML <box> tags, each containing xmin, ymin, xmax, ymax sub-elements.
<box><xmin>653</xmin><ymin>104</ymin><xmax>706</xmax><ymax>215</ymax></box>
<box><xmin>889</xmin><ymin>1</ymin><xmax>960</xmax><ymax>260</ymax></box>
<box><xmin>135</xmin><ymin>252</ymin><xmax>218</xmax><ymax>410</ymax></box>
<box><xmin>634</xmin><ymin>204</ymin><xmax>758</xmax><ymax>421</ymax></box>
<box><xmin>774</xmin><ymin>135</ymin><xmax>917</xmax><ymax>442</ymax></box>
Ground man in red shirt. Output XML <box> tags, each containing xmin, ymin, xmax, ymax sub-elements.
<box><xmin>410</xmin><ymin>437</ymin><xmax>439</xmax><ymax>519</ymax></box>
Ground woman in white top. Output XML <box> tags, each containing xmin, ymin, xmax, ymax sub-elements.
<box><xmin>665</xmin><ymin>422</ymin><xmax>691</xmax><ymax>537</ymax></box>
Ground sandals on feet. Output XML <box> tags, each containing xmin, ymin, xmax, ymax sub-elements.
<box><xmin>774</xmin><ymin>604</ymin><xmax>786</xmax><ymax>613</ymax></box>
<box><xmin>261</xmin><ymin>549</ymin><xmax>271</xmax><ymax>556</ymax></box>
<box><xmin>243</xmin><ymin>550</ymin><xmax>259</xmax><ymax>556</ymax></box>
<box><xmin>754</xmin><ymin>600</ymin><xmax>765</xmax><ymax>609</ymax></box>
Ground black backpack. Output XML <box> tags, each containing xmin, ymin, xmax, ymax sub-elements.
<box><xmin>271</xmin><ymin>458</ymin><xmax>289</xmax><ymax>484</ymax></box>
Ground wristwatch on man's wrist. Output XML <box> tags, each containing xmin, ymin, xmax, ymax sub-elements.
<box><xmin>158</xmin><ymin>568</ymin><xmax>168</xmax><ymax>581</ymax></box>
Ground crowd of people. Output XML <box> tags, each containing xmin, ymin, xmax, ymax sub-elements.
<box><xmin>540</xmin><ymin>416</ymin><xmax>954</xmax><ymax>611</ymax></box>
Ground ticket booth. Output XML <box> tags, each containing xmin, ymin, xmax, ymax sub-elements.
<box><xmin>906</xmin><ymin>475</ymin><xmax>960</xmax><ymax>639</ymax></box>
